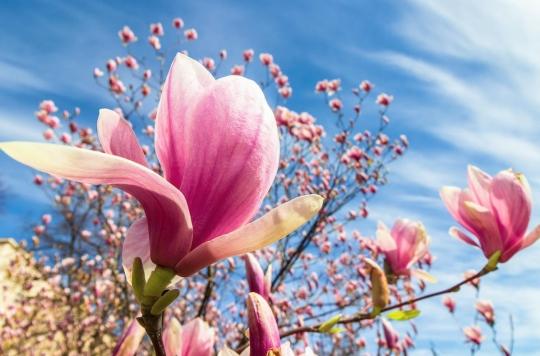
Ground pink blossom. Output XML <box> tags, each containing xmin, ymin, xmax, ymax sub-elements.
<box><xmin>172</xmin><ymin>18</ymin><xmax>184</xmax><ymax>29</ymax></box>
<box><xmin>41</xmin><ymin>214</ymin><xmax>52</xmax><ymax>225</ymax></box>
<box><xmin>381</xmin><ymin>318</ymin><xmax>399</xmax><ymax>350</ymax></box>
<box><xmin>376</xmin><ymin>219</ymin><xmax>430</xmax><ymax>276</ymax></box>
<box><xmin>163</xmin><ymin>318</ymin><xmax>215</xmax><ymax>356</ymax></box>
<box><xmin>315</xmin><ymin>80</ymin><xmax>328</xmax><ymax>93</ymax></box>
<box><xmin>329</xmin><ymin>98</ymin><xmax>342</xmax><ymax>112</ymax></box>
<box><xmin>148</xmin><ymin>35</ymin><xmax>161</xmax><ymax>50</ymax></box>
<box><xmin>184</xmin><ymin>28</ymin><xmax>198</xmax><ymax>40</ymax></box>
<box><xmin>475</xmin><ymin>300</ymin><xmax>495</xmax><ymax>325</ymax></box>
<box><xmin>150</xmin><ymin>22</ymin><xmax>164</xmax><ymax>36</ymax></box>
<box><xmin>231</xmin><ymin>65</ymin><xmax>245</xmax><ymax>76</ymax></box>
<box><xmin>463</xmin><ymin>325</ymin><xmax>484</xmax><ymax>345</ymax></box>
<box><xmin>39</xmin><ymin>100</ymin><xmax>58</xmax><ymax>114</ymax></box>
<box><xmin>202</xmin><ymin>57</ymin><xmax>215</xmax><ymax>71</ymax></box>
<box><xmin>360</xmin><ymin>80</ymin><xmax>373</xmax><ymax>92</ymax></box>
<box><xmin>259</xmin><ymin>53</ymin><xmax>273</xmax><ymax>66</ymax></box>
<box><xmin>443</xmin><ymin>296</ymin><xmax>456</xmax><ymax>314</ymax></box>
<box><xmin>143</xmin><ymin>69</ymin><xmax>152</xmax><ymax>80</ymax></box>
<box><xmin>33</xmin><ymin>174</ymin><xmax>43</xmax><ymax>185</ymax></box>
<box><xmin>219</xmin><ymin>49</ymin><xmax>227</xmax><ymax>60</ymax></box>
<box><xmin>376</xmin><ymin>93</ymin><xmax>393</xmax><ymax>106</ymax></box>
<box><xmin>106</xmin><ymin>59</ymin><xmax>117</xmax><ymax>72</ymax></box>
<box><xmin>243</xmin><ymin>49</ymin><xmax>255</xmax><ymax>62</ymax></box>
<box><xmin>246</xmin><ymin>292</ymin><xmax>281</xmax><ymax>356</ymax></box>
<box><xmin>440</xmin><ymin>166</ymin><xmax>540</xmax><ymax>263</ymax></box>
<box><xmin>118</xmin><ymin>26</ymin><xmax>137</xmax><ymax>44</ymax></box>
<box><xmin>279</xmin><ymin>86</ymin><xmax>292</xmax><ymax>99</ymax></box>
<box><xmin>0</xmin><ymin>54</ymin><xmax>323</xmax><ymax>278</ymax></box>
<box><xmin>124</xmin><ymin>55</ymin><xmax>139</xmax><ymax>70</ymax></box>
<box><xmin>60</xmin><ymin>133</ymin><xmax>71</xmax><ymax>144</ymax></box>
<box><xmin>43</xmin><ymin>129</ymin><xmax>54</xmax><ymax>141</ymax></box>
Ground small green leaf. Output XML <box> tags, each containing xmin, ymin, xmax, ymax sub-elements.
<box><xmin>318</xmin><ymin>314</ymin><xmax>342</xmax><ymax>333</ymax></box>
<box><xmin>132</xmin><ymin>257</ymin><xmax>145</xmax><ymax>303</ymax></box>
<box><xmin>329</xmin><ymin>327</ymin><xmax>345</xmax><ymax>334</ymax></box>
<box><xmin>150</xmin><ymin>289</ymin><xmax>180</xmax><ymax>315</ymax></box>
<box><xmin>144</xmin><ymin>265</ymin><xmax>175</xmax><ymax>297</ymax></box>
<box><xmin>386</xmin><ymin>309</ymin><xmax>421</xmax><ymax>321</ymax></box>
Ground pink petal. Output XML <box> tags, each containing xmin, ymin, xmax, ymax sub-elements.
<box><xmin>244</xmin><ymin>253</ymin><xmax>268</xmax><ymax>300</ymax></box>
<box><xmin>449</xmin><ymin>227</ymin><xmax>480</xmax><ymax>248</ymax></box>
<box><xmin>155</xmin><ymin>53</ymin><xmax>214</xmax><ymax>188</ymax></box>
<box><xmin>177</xmin><ymin>75</ymin><xmax>279</xmax><ymax>248</ymax></box>
<box><xmin>490</xmin><ymin>170</ymin><xmax>531</xmax><ymax>243</ymax></box>
<box><xmin>175</xmin><ymin>195</ymin><xmax>323</xmax><ymax>277</ymax></box>
<box><xmin>440</xmin><ymin>186</ymin><xmax>475</xmax><ymax>231</ymax></box>
<box><xmin>467</xmin><ymin>165</ymin><xmax>492</xmax><ymax>207</ymax></box>
<box><xmin>122</xmin><ymin>218</ymin><xmax>153</xmax><ymax>284</ymax></box>
<box><xmin>246</xmin><ymin>293</ymin><xmax>281</xmax><ymax>356</ymax></box>
<box><xmin>376</xmin><ymin>222</ymin><xmax>397</xmax><ymax>252</ymax></box>
<box><xmin>163</xmin><ymin>317</ymin><xmax>183</xmax><ymax>356</ymax></box>
<box><xmin>462</xmin><ymin>201</ymin><xmax>501</xmax><ymax>258</ymax></box>
<box><xmin>0</xmin><ymin>142</ymin><xmax>193</xmax><ymax>268</ymax></box>
<box><xmin>181</xmin><ymin>318</ymin><xmax>215</xmax><ymax>356</ymax></box>
<box><xmin>502</xmin><ymin>224</ymin><xmax>540</xmax><ymax>262</ymax></box>
<box><xmin>97</xmin><ymin>109</ymin><xmax>148</xmax><ymax>166</ymax></box>
<box><xmin>113</xmin><ymin>319</ymin><xmax>146</xmax><ymax>356</ymax></box>
<box><xmin>523</xmin><ymin>224</ymin><xmax>540</xmax><ymax>249</ymax></box>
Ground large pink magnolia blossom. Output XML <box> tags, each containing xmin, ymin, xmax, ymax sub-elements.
<box><xmin>0</xmin><ymin>54</ymin><xmax>323</xmax><ymax>279</ymax></box>
<box><xmin>163</xmin><ymin>317</ymin><xmax>215</xmax><ymax>356</ymax></box>
<box><xmin>440</xmin><ymin>165</ymin><xmax>540</xmax><ymax>263</ymax></box>
<box><xmin>376</xmin><ymin>219</ymin><xmax>430</xmax><ymax>278</ymax></box>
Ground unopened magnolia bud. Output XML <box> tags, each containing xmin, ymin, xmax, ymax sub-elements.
<box><xmin>364</xmin><ymin>258</ymin><xmax>389</xmax><ymax>314</ymax></box>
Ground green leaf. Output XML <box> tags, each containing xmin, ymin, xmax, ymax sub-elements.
<box><xmin>143</xmin><ymin>265</ymin><xmax>175</xmax><ymax>298</ymax></box>
<box><xmin>386</xmin><ymin>309</ymin><xmax>421</xmax><ymax>321</ymax></box>
<box><xmin>150</xmin><ymin>289</ymin><xmax>180</xmax><ymax>315</ymax></box>
<box><xmin>318</xmin><ymin>314</ymin><xmax>342</xmax><ymax>333</ymax></box>
<box><xmin>131</xmin><ymin>257</ymin><xmax>145</xmax><ymax>303</ymax></box>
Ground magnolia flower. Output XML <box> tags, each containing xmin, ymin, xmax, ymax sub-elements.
<box><xmin>163</xmin><ymin>318</ymin><xmax>215</xmax><ymax>356</ymax></box>
<box><xmin>244</xmin><ymin>253</ymin><xmax>272</xmax><ymax>301</ymax></box>
<box><xmin>0</xmin><ymin>54</ymin><xmax>323</xmax><ymax>281</ymax></box>
<box><xmin>440</xmin><ymin>166</ymin><xmax>540</xmax><ymax>263</ymax></box>
<box><xmin>463</xmin><ymin>325</ymin><xmax>484</xmax><ymax>345</ymax></box>
<box><xmin>381</xmin><ymin>318</ymin><xmax>399</xmax><ymax>350</ymax></box>
<box><xmin>219</xmin><ymin>293</ymin><xmax>296</xmax><ymax>356</ymax></box>
<box><xmin>475</xmin><ymin>300</ymin><xmax>495</xmax><ymax>325</ymax></box>
<box><xmin>112</xmin><ymin>319</ymin><xmax>146</xmax><ymax>356</ymax></box>
<box><xmin>376</xmin><ymin>219</ymin><xmax>431</xmax><ymax>280</ymax></box>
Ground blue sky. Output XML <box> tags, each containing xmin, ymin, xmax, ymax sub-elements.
<box><xmin>1</xmin><ymin>0</ymin><xmax>540</xmax><ymax>354</ymax></box>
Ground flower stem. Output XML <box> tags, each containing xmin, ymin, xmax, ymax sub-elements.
<box><xmin>138</xmin><ymin>306</ymin><xmax>166</xmax><ymax>356</ymax></box>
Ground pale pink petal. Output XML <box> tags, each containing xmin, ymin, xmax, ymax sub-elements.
<box><xmin>376</xmin><ymin>222</ymin><xmax>397</xmax><ymax>252</ymax></box>
<box><xmin>113</xmin><ymin>319</ymin><xmax>146</xmax><ymax>356</ymax></box>
<box><xmin>490</xmin><ymin>170</ymin><xmax>531</xmax><ymax>243</ymax></box>
<box><xmin>440</xmin><ymin>187</ymin><xmax>475</xmax><ymax>232</ymax></box>
<box><xmin>175</xmin><ymin>195</ymin><xmax>323</xmax><ymax>277</ymax></box>
<box><xmin>449</xmin><ymin>227</ymin><xmax>480</xmax><ymax>248</ymax></box>
<box><xmin>467</xmin><ymin>165</ymin><xmax>492</xmax><ymax>207</ymax></box>
<box><xmin>97</xmin><ymin>109</ymin><xmax>148</xmax><ymax>166</ymax></box>
<box><xmin>410</xmin><ymin>269</ymin><xmax>437</xmax><ymax>283</ymax></box>
<box><xmin>523</xmin><ymin>224</ymin><xmax>540</xmax><ymax>249</ymax></box>
<box><xmin>181</xmin><ymin>318</ymin><xmax>215</xmax><ymax>356</ymax></box>
<box><xmin>0</xmin><ymin>142</ymin><xmax>192</xmax><ymax>268</ymax></box>
<box><xmin>155</xmin><ymin>53</ymin><xmax>214</xmax><ymax>188</ymax></box>
<box><xmin>163</xmin><ymin>317</ymin><xmax>183</xmax><ymax>356</ymax></box>
<box><xmin>122</xmin><ymin>218</ymin><xmax>154</xmax><ymax>284</ymax></box>
<box><xmin>178</xmin><ymin>75</ymin><xmax>279</xmax><ymax>248</ymax></box>
<box><xmin>502</xmin><ymin>224</ymin><xmax>540</xmax><ymax>262</ymax></box>
<box><xmin>462</xmin><ymin>201</ymin><xmax>501</xmax><ymax>258</ymax></box>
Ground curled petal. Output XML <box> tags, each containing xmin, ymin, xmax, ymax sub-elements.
<box><xmin>449</xmin><ymin>227</ymin><xmax>479</xmax><ymax>248</ymax></box>
<box><xmin>490</xmin><ymin>170</ymin><xmax>531</xmax><ymax>242</ymax></box>
<box><xmin>97</xmin><ymin>109</ymin><xmax>148</xmax><ymax>166</ymax></box>
<box><xmin>467</xmin><ymin>165</ymin><xmax>492</xmax><ymax>207</ymax></box>
<box><xmin>463</xmin><ymin>201</ymin><xmax>501</xmax><ymax>257</ymax></box>
<box><xmin>0</xmin><ymin>142</ymin><xmax>193</xmax><ymax>268</ymax></box>
<box><xmin>176</xmin><ymin>195</ymin><xmax>323</xmax><ymax>277</ymax></box>
<box><xmin>155</xmin><ymin>53</ymin><xmax>214</xmax><ymax>188</ymax></box>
